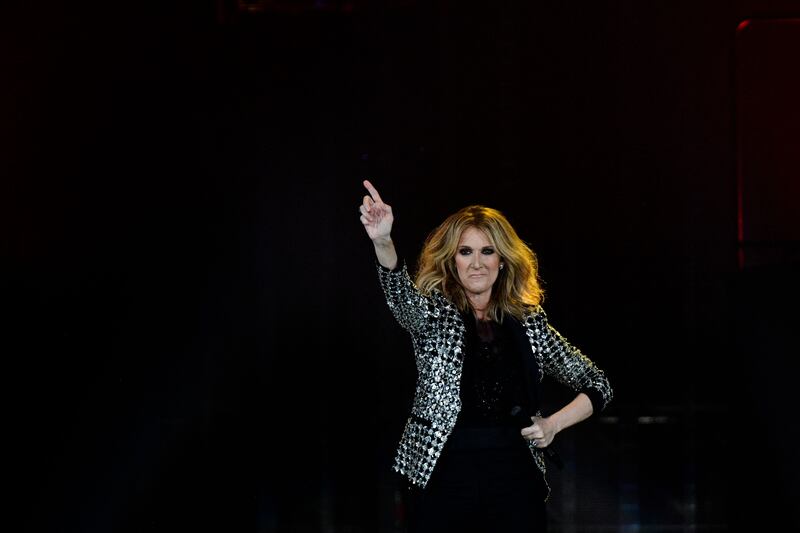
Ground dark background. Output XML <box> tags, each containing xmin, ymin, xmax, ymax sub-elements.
<box><xmin>4</xmin><ymin>1</ymin><xmax>800</xmax><ymax>531</ymax></box>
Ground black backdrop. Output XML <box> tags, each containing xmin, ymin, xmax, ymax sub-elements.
<box><xmin>4</xmin><ymin>1</ymin><xmax>800</xmax><ymax>532</ymax></box>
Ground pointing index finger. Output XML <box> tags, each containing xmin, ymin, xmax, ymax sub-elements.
<box><xmin>363</xmin><ymin>180</ymin><xmax>383</xmax><ymax>203</ymax></box>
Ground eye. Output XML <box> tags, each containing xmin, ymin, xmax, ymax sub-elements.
<box><xmin>481</xmin><ymin>248</ymin><xmax>495</xmax><ymax>255</ymax></box>
<box><xmin>458</xmin><ymin>248</ymin><xmax>472</xmax><ymax>256</ymax></box>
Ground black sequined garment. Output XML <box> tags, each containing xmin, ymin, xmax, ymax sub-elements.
<box><xmin>458</xmin><ymin>315</ymin><xmax>531</xmax><ymax>428</ymax></box>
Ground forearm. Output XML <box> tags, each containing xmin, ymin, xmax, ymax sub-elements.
<box><xmin>549</xmin><ymin>392</ymin><xmax>594</xmax><ymax>434</ymax></box>
<box><xmin>373</xmin><ymin>237</ymin><xmax>398</xmax><ymax>270</ymax></box>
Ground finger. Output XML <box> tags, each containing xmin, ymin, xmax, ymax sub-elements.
<box><xmin>523</xmin><ymin>426</ymin><xmax>543</xmax><ymax>437</ymax></box>
<box><xmin>359</xmin><ymin>208</ymin><xmax>373</xmax><ymax>224</ymax></box>
<box><xmin>363</xmin><ymin>180</ymin><xmax>383</xmax><ymax>203</ymax></box>
<box><xmin>522</xmin><ymin>424</ymin><xmax>539</xmax><ymax>435</ymax></box>
<box><xmin>362</xmin><ymin>195</ymin><xmax>375</xmax><ymax>212</ymax></box>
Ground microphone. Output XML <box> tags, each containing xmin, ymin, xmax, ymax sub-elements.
<box><xmin>510</xmin><ymin>405</ymin><xmax>564</xmax><ymax>470</ymax></box>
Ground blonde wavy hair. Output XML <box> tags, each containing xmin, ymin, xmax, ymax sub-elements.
<box><xmin>415</xmin><ymin>205</ymin><xmax>544</xmax><ymax>322</ymax></box>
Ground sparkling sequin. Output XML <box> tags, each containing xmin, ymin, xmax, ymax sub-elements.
<box><xmin>377</xmin><ymin>262</ymin><xmax>612</xmax><ymax>496</ymax></box>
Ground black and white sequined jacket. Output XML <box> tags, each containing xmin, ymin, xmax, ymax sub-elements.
<box><xmin>377</xmin><ymin>262</ymin><xmax>613</xmax><ymax>491</ymax></box>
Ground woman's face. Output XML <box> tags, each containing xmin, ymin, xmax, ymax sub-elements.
<box><xmin>455</xmin><ymin>226</ymin><xmax>502</xmax><ymax>298</ymax></box>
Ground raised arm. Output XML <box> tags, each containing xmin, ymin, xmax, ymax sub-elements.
<box><xmin>360</xmin><ymin>179</ymin><xmax>397</xmax><ymax>270</ymax></box>
<box><xmin>359</xmin><ymin>180</ymin><xmax>432</xmax><ymax>334</ymax></box>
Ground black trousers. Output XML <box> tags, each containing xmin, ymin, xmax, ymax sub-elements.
<box><xmin>405</xmin><ymin>426</ymin><xmax>548</xmax><ymax>533</ymax></box>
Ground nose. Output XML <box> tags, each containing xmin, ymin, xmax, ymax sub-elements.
<box><xmin>471</xmin><ymin>253</ymin><xmax>483</xmax><ymax>269</ymax></box>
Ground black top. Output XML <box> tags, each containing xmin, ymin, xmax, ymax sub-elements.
<box><xmin>458</xmin><ymin>313</ymin><xmax>533</xmax><ymax>428</ymax></box>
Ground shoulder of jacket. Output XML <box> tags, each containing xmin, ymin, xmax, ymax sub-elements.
<box><xmin>429</xmin><ymin>290</ymin><xmax>461</xmax><ymax>316</ymax></box>
<box><xmin>523</xmin><ymin>304</ymin><xmax>546</xmax><ymax>318</ymax></box>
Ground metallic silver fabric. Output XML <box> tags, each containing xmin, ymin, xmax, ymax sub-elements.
<box><xmin>377</xmin><ymin>262</ymin><xmax>613</xmax><ymax>494</ymax></box>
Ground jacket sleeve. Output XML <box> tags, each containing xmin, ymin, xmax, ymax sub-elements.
<box><xmin>533</xmin><ymin>307</ymin><xmax>613</xmax><ymax>414</ymax></box>
<box><xmin>376</xmin><ymin>261</ymin><xmax>434</xmax><ymax>336</ymax></box>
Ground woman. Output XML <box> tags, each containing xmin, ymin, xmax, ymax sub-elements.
<box><xmin>359</xmin><ymin>180</ymin><xmax>612</xmax><ymax>532</ymax></box>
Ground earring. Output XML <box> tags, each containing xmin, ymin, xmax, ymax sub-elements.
<box><xmin>499</xmin><ymin>263</ymin><xmax>504</xmax><ymax>270</ymax></box>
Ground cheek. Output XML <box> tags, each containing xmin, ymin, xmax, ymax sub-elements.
<box><xmin>484</xmin><ymin>256</ymin><xmax>500</xmax><ymax>272</ymax></box>
<box><xmin>454</xmin><ymin>257</ymin><xmax>472</xmax><ymax>284</ymax></box>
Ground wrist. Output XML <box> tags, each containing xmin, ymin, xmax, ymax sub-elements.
<box><xmin>372</xmin><ymin>236</ymin><xmax>393</xmax><ymax>248</ymax></box>
<box><xmin>547</xmin><ymin>413</ymin><xmax>564</xmax><ymax>434</ymax></box>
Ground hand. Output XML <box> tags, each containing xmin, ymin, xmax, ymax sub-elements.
<box><xmin>521</xmin><ymin>415</ymin><xmax>558</xmax><ymax>448</ymax></box>
<box><xmin>360</xmin><ymin>180</ymin><xmax>394</xmax><ymax>242</ymax></box>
